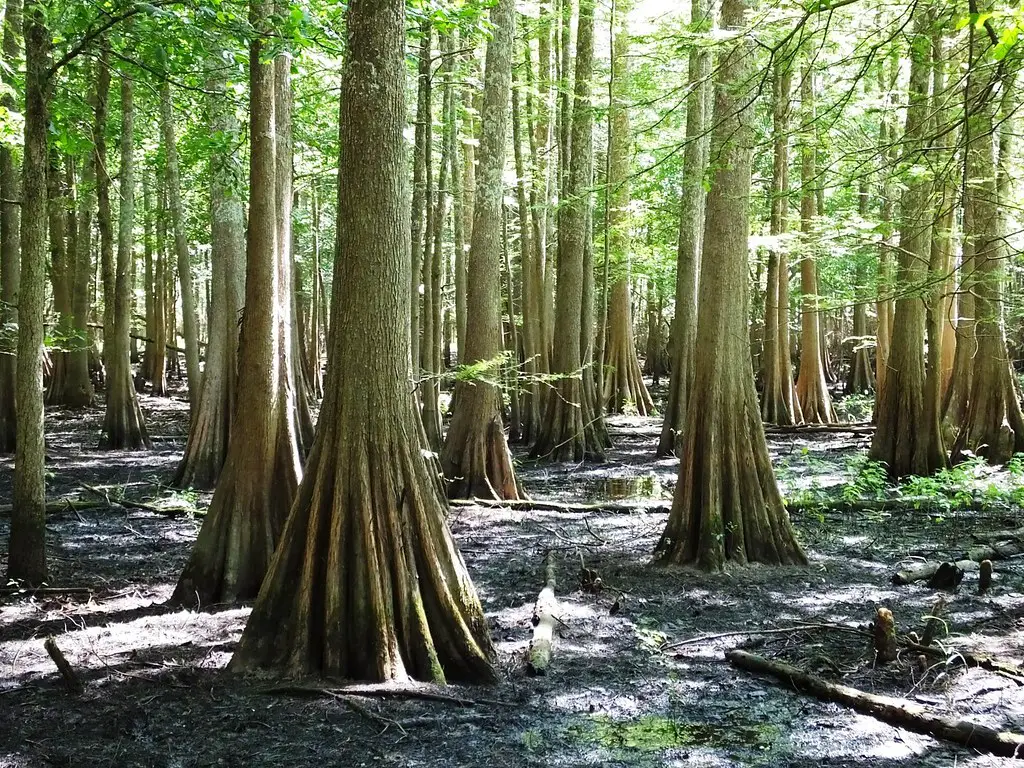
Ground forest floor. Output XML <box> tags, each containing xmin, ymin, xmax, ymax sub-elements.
<box><xmin>3</xmin><ymin>385</ymin><xmax>1024</xmax><ymax>767</ymax></box>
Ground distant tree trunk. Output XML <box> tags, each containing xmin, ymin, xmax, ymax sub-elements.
<box><xmin>847</xmin><ymin>181</ymin><xmax>874</xmax><ymax>395</ymax></box>
<box><xmin>150</xmin><ymin>175</ymin><xmax>169</xmax><ymax>395</ymax></box>
<box><xmin>654</xmin><ymin>0</ymin><xmax>806</xmax><ymax>570</ymax></box>
<box><xmin>45</xmin><ymin>153</ymin><xmax>70</xmax><ymax>403</ymax></box>
<box><xmin>161</xmin><ymin>82</ymin><xmax>201</xmax><ymax>412</ymax></box>
<box><xmin>101</xmin><ymin>76</ymin><xmax>150</xmax><ymax>450</ymax></box>
<box><xmin>794</xmin><ymin>65</ymin><xmax>835</xmax><ymax>424</ymax></box>
<box><xmin>531</xmin><ymin>0</ymin><xmax>606</xmax><ymax>462</ymax></box>
<box><xmin>441</xmin><ymin>0</ymin><xmax>521</xmax><ymax>500</ymax></box>
<box><xmin>760</xmin><ymin>54</ymin><xmax>803</xmax><ymax>423</ymax></box>
<box><xmin>66</xmin><ymin>139</ymin><xmax>96</xmax><ymax>405</ymax></box>
<box><xmin>231</xmin><ymin>0</ymin><xmax>495</xmax><ymax>683</ymax></box>
<box><xmin>952</xmin><ymin>49</ymin><xmax>1024</xmax><ymax>463</ymax></box>
<box><xmin>602</xmin><ymin>0</ymin><xmax>652</xmax><ymax>417</ymax></box>
<box><xmin>0</xmin><ymin>0</ymin><xmax>21</xmax><ymax>451</ymax></box>
<box><xmin>657</xmin><ymin>0</ymin><xmax>711</xmax><ymax>456</ymax></box>
<box><xmin>305</xmin><ymin>185</ymin><xmax>324</xmax><ymax>397</ymax></box>
<box><xmin>421</xmin><ymin>31</ymin><xmax>450</xmax><ymax>451</ymax></box>
<box><xmin>411</xmin><ymin>20</ymin><xmax>430</xmax><ymax>381</ymax></box>
<box><xmin>874</xmin><ymin>54</ymin><xmax>898</xmax><ymax>395</ymax></box>
<box><xmin>141</xmin><ymin>166</ymin><xmax>155</xmax><ymax>387</ymax></box>
<box><xmin>173</xmin><ymin>72</ymin><xmax>245</xmax><ymax>488</ymax></box>
<box><xmin>171</xmin><ymin>0</ymin><xmax>301</xmax><ymax>607</ymax></box>
<box><xmin>97</xmin><ymin>49</ymin><xmax>113</xmax><ymax>376</ymax></box>
<box><xmin>502</xmin><ymin>206</ymin><xmax>522</xmax><ymax>442</ymax></box>
<box><xmin>869</xmin><ymin>9</ymin><xmax>944</xmax><ymax>477</ymax></box>
<box><xmin>8</xmin><ymin>0</ymin><xmax>48</xmax><ymax>584</ymax></box>
<box><xmin>532</xmin><ymin>2</ymin><xmax>555</xmax><ymax>366</ymax></box>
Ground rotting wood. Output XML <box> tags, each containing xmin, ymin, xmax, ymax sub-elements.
<box><xmin>0</xmin><ymin>498</ymin><xmax>100</xmax><ymax>517</ymax></box>
<box><xmin>873</xmin><ymin>607</ymin><xmax>897</xmax><ymax>662</ymax></box>
<box><xmin>979</xmin><ymin>560</ymin><xmax>993</xmax><ymax>594</ymax></box>
<box><xmin>905</xmin><ymin>639</ymin><xmax>1024</xmax><ymax>685</ymax></box>
<box><xmin>920</xmin><ymin>596</ymin><xmax>947</xmax><ymax>646</ymax></box>
<box><xmin>44</xmin><ymin>636</ymin><xmax>84</xmax><ymax>695</ymax></box>
<box><xmin>1</xmin><ymin>586</ymin><xmax>94</xmax><ymax>597</ymax></box>
<box><xmin>893</xmin><ymin>559</ymin><xmax>978</xmax><ymax>586</ymax></box>
<box><xmin>893</xmin><ymin>538</ymin><xmax>1024</xmax><ymax>586</ymax></box>
<box><xmin>527</xmin><ymin>550</ymin><xmax>558</xmax><ymax>676</ymax></box>
<box><xmin>726</xmin><ymin>649</ymin><xmax>1024</xmax><ymax>758</ymax></box>
<box><xmin>662</xmin><ymin>621</ymin><xmax>871</xmax><ymax>653</ymax></box>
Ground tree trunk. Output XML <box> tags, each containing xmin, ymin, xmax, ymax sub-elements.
<box><xmin>0</xmin><ymin>0</ymin><xmax>21</xmax><ymax>451</ymax></box>
<box><xmin>869</xmin><ymin>9</ymin><xmax>944</xmax><ymax>478</ymax></box>
<box><xmin>161</xmin><ymin>81</ymin><xmax>201</xmax><ymax>412</ymax></box>
<box><xmin>173</xmin><ymin>71</ymin><xmax>245</xmax><ymax>488</ymax></box>
<box><xmin>441</xmin><ymin>0</ymin><xmax>521</xmax><ymax>501</ymax></box>
<box><xmin>602</xmin><ymin>1</ymin><xmax>652</xmax><ymax>417</ymax></box>
<box><xmin>100</xmin><ymin>75</ymin><xmax>150</xmax><ymax>450</ymax></box>
<box><xmin>794</xmin><ymin>65</ymin><xmax>835</xmax><ymax>424</ymax></box>
<box><xmin>45</xmin><ymin>153</ymin><xmax>70</xmax><ymax>404</ymax></box>
<box><xmin>657</xmin><ymin>0</ymin><xmax>711</xmax><ymax>454</ymax></box>
<box><xmin>846</xmin><ymin>179</ymin><xmax>874</xmax><ymax>395</ymax></box>
<box><xmin>653</xmin><ymin>0</ymin><xmax>806</xmax><ymax>570</ymax></box>
<box><xmin>150</xmin><ymin>174</ymin><xmax>169</xmax><ymax>395</ymax></box>
<box><xmin>760</xmin><ymin>55</ymin><xmax>803</xmax><ymax>423</ymax></box>
<box><xmin>531</xmin><ymin>0</ymin><xmax>606</xmax><ymax>462</ymax></box>
<box><xmin>874</xmin><ymin>53</ymin><xmax>898</xmax><ymax>395</ymax></box>
<box><xmin>171</xmin><ymin>0</ymin><xmax>301</xmax><ymax>607</ymax></box>
<box><xmin>231</xmin><ymin>0</ymin><xmax>495</xmax><ymax>683</ymax></box>
<box><xmin>97</xmin><ymin>49</ymin><xmax>113</xmax><ymax>379</ymax></box>
<box><xmin>952</xmin><ymin>45</ymin><xmax>1024</xmax><ymax>464</ymax></box>
<box><xmin>8</xmin><ymin>0</ymin><xmax>48</xmax><ymax>584</ymax></box>
<box><xmin>411</xmin><ymin>20</ymin><xmax>430</xmax><ymax>383</ymax></box>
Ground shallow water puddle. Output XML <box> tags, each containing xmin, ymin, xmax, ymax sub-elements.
<box><xmin>568</xmin><ymin>714</ymin><xmax>779</xmax><ymax>753</ymax></box>
<box><xmin>599</xmin><ymin>474</ymin><xmax>662</xmax><ymax>500</ymax></box>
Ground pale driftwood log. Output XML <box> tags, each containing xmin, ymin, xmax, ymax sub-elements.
<box><xmin>44</xmin><ymin>636</ymin><xmax>84</xmax><ymax>695</ymax></box>
<box><xmin>527</xmin><ymin>551</ymin><xmax>558</xmax><ymax>676</ymax></box>
<box><xmin>726</xmin><ymin>649</ymin><xmax>1024</xmax><ymax>758</ymax></box>
<box><xmin>893</xmin><ymin>538</ymin><xmax>1024</xmax><ymax>586</ymax></box>
<box><xmin>893</xmin><ymin>559</ymin><xmax>978</xmax><ymax>586</ymax></box>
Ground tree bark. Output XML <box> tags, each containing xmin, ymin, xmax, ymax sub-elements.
<box><xmin>161</xmin><ymin>81</ymin><xmax>201</xmax><ymax>412</ymax></box>
<box><xmin>760</xmin><ymin>54</ymin><xmax>803</xmax><ymax>424</ymax></box>
<box><xmin>441</xmin><ymin>0</ymin><xmax>521</xmax><ymax>501</ymax></box>
<box><xmin>100</xmin><ymin>75</ymin><xmax>150</xmax><ymax>450</ymax></box>
<box><xmin>0</xmin><ymin>0</ymin><xmax>21</xmax><ymax>451</ymax></box>
<box><xmin>870</xmin><ymin>9</ymin><xmax>945</xmax><ymax>478</ymax></box>
<box><xmin>8</xmin><ymin>0</ymin><xmax>48</xmax><ymax>585</ymax></box>
<box><xmin>657</xmin><ymin>0</ymin><xmax>711</xmax><ymax>454</ymax></box>
<box><xmin>173</xmin><ymin>70</ymin><xmax>245</xmax><ymax>488</ymax></box>
<box><xmin>602</xmin><ymin>1</ymin><xmax>651</xmax><ymax>417</ymax></box>
<box><xmin>794</xmin><ymin>65</ymin><xmax>835</xmax><ymax>424</ymax></box>
<box><xmin>171</xmin><ymin>0</ymin><xmax>301</xmax><ymax>607</ymax></box>
<box><xmin>952</xmin><ymin>41</ymin><xmax>1024</xmax><ymax>464</ymax></box>
<box><xmin>231</xmin><ymin>0</ymin><xmax>495</xmax><ymax>683</ymax></box>
<box><xmin>531</xmin><ymin>0</ymin><xmax>606</xmax><ymax>462</ymax></box>
<box><xmin>653</xmin><ymin>0</ymin><xmax>806</xmax><ymax>570</ymax></box>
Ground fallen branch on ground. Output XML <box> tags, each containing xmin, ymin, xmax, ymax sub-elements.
<box><xmin>527</xmin><ymin>550</ymin><xmax>558</xmax><ymax>676</ymax></box>
<box><xmin>662</xmin><ymin>622</ymin><xmax>871</xmax><ymax>653</ymax></box>
<box><xmin>44</xmin><ymin>636</ymin><xmax>84</xmax><ymax>696</ymax></box>
<box><xmin>78</xmin><ymin>483</ymin><xmax>197</xmax><ymax>518</ymax></box>
<box><xmin>763</xmin><ymin>423</ymin><xmax>874</xmax><ymax>436</ymax></box>
<box><xmin>905</xmin><ymin>639</ymin><xmax>1024</xmax><ymax>685</ymax></box>
<box><xmin>0</xmin><ymin>498</ymin><xmax>102</xmax><ymax>517</ymax></box>
<box><xmin>0</xmin><ymin>586</ymin><xmax>95</xmax><ymax>597</ymax></box>
<box><xmin>449</xmin><ymin>497</ymin><xmax>670</xmax><ymax>514</ymax></box>
<box><xmin>726</xmin><ymin>649</ymin><xmax>1024</xmax><ymax>758</ymax></box>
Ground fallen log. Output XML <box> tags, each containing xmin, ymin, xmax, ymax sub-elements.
<box><xmin>893</xmin><ymin>559</ymin><xmax>978</xmax><ymax>586</ymax></box>
<box><xmin>0</xmin><ymin>586</ymin><xmax>95</xmax><ymax>597</ymax></box>
<box><xmin>527</xmin><ymin>551</ymin><xmax>558</xmax><ymax>676</ymax></box>
<box><xmin>726</xmin><ymin>649</ymin><xmax>1024</xmax><ymax>758</ymax></box>
<box><xmin>905</xmin><ymin>640</ymin><xmax>1024</xmax><ymax>685</ymax></box>
<box><xmin>0</xmin><ymin>498</ymin><xmax>102</xmax><ymax>517</ymax></box>
<box><xmin>78</xmin><ymin>483</ymin><xmax>197</xmax><ymax>518</ymax></box>
<box><xmin>893</xmin><ymin>539</ymin><xmax>1024</xmax><ymax>586</ymax></box>
<box><xmin>763</xmin><ymin>423</ymin><xmax>874</xmax><ymax>436</ymax></box>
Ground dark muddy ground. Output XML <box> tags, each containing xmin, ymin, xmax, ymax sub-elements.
<box><xmin>3</xmin><ymin>387</ymin><xmax>1024</xmax><ymax>767</ymax></box>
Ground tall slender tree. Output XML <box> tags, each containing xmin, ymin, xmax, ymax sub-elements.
<box><xmin>440</xmin><ymin>0</ymin><xmax>521</xmax><ymax>500</ymax></box>
<box><xmin>656</xmin><ymin>0</ymin><xmax>711</xmax><ymax>455</ymax></box>
<box><xmin>0</xmin><ymin>0</ymin><xmax>21</xmax><ymax>451</ymax></box>
<box><xmin>654</xmin><ymin>0</ymin><xmax>806</xmax><ymax>569</ymax></box>
<box><xmin>171</xmin><ymin>1</ymin><xmax>302</xmax><ymax>607</ymax></box>
<box><xmin>101</xmin><ymin>73</ymin><xmax>150</xmax><ymax>450</ymax></box>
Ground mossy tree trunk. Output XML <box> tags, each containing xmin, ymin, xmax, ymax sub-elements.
<box><xmin>654</xmin><ymin>0</ymin><xmax>806</xmax><ymax>570</ymax></box>
<box><xmin>101</xmin><ymin>75</ymin><xmax>150</xmax><ymax>451</ymax></box>
<box><xmin>869</xmin><ymin>9</ymin><xmax>945</xmax><ymax>478</ymax></box>
<box><xmin>531</xmin><ymin>0</ymin><xmax>606</xmax><ymax>462</ymax></box>
<box><xmin>8</xmin><ymin>0</ymin><xmax>48</xmax><ymax>584</ymax></box>
<box><xmin>173</xmin><ymin>72</ymin><xmax>245</xmax><ymax>488</ymax></box>
<box><xmin>441</xmin><ymin>0</ymin><xmax>520</xmax><ymax>501</ymax></box>
<box><xmin>171</xmin><ymin>0</ymin><xmax>302</xmax><ymax>607</ymax></box>
<box><xmin>759</xmin><ymin>53</ymin><xmax>803</xmax><ymax>424</ymax></box>
<box><xmin>231</xmin><ymin>0</ymin><xmax>495</xmax><ymax>683</ymax></box>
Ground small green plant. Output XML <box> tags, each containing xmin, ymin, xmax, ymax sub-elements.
<box><xmin>841</xmin><ymin>456</ymin><xmax>888</xmax><ymax>502</ymax></box>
